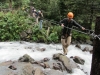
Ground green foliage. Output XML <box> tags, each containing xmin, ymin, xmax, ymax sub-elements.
<box><xmin>31</xmin><ymin>25</ymin><xmax>61</xmax><ymax>43</ymax></box>
<box><xmin>46</xmin><ymin>25</ymin><xmax>61</xmax><ymax>43</ymax></box>
<box><xmin>13</xmin><ymin>0</ymin><xmax>30</xmax><ymax>8</ymax></box>
<box><xmin>72</xmin><ymin>30</ymin><xmax>90</xmax><ymax>41</ymax></box>
<box><xmin>32</xmin><ymin>25</ymin><xmax>47</xmax><ymax>42</ymax></box>
<box><xmin>47</xmin><ymin>32</ymin><xmax>58</xmax><ymax>43</ymax></box>
<box><xmin>0</xmin><ymin>11</ymin><xmax>29</xmax><ymax>41</ymax></box>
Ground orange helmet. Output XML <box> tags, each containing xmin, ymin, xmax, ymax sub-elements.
<box><xmin>67</xmin><ymin>12</ymin><xmax>74</xmax><ymax>19</ymax></box>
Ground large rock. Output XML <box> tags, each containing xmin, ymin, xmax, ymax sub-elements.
<box><xmin>73</xmin><ymin>56</ymin><xmax>85</xmax><ymax>65</ymax></box>
<box><xmin>34</xmin><ymin>68</ymin><xmax>45</xmax><ymax>75</ymax></box>
<box><xmin>18</xmin><ymin>54</ymin><xmax>35</xmax><ymax>64</ymax></box>
<box><xmin>0</xmin><ymin>61</ymin><xmax>34</xmax><ymax>75</ymax></box>
<box><xmin>53</xmin><ymin>53</ymin><xmax>72</xmax><ymax>73</ymax></box>
<box><xmin>44</xmin><ymin>69</ymin><xmax>64</xmax><ymax>75</ymax></box>
<box><xmin>0</xmin><ymin>54</ymin><xmax>81</xmax><ymax>75</ymax></box>
<box><xmin>20</xmin><ymin>31</ymin><xmax>27</xmax><ymax>38</ymax></box>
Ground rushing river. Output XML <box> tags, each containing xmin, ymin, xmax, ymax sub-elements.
<box><xmin>0</xmin><ymin>41</ymin><xmax>93</xmax><ymax>75</ymax></box>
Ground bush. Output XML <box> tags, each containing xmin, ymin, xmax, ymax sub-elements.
<box><xmin>0</xmin><ymin>11</ymin><xmax>30</xmax><ymax>41</ymax></box>
<box><xmin>72</xmin><ymin>30</ymin><xmax>90</xmax><ymax>42</ymax></box>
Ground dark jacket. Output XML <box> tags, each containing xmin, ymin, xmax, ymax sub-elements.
<box><xmin>60</xmin><ymin>18</ymin><xmax>82</xmax><ymax>36</ymax></box>
<box><xmin>38</xmin><ymin>13</ymin><xmax>43</xmax><ymax>21</ymax></box>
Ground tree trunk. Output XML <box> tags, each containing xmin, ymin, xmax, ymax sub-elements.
<box><xmin>89</xmin><ymin>1</ymin><xmax>94</xmax><ymax>30</ymax></box>
<box><xmin>9</xmin><ymin>0</ymin><xmax>12</xmax><ymax>10</ymax></box>
<box><xmin>90</xmin><ymin>16</ymin><xmax>100</xmax><ymax>75</ymax></box>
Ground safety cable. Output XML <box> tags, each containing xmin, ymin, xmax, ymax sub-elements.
<box><xmin>63</xmin><ymin>26</ymin><xmax>93</xmax><ymax>35</ymax></box>
<box><xmin>63</xmin><ymin>26</ymin><xmax>100</xmax><ymax>40</ymax></box>
<box><xmin>43</xmin><ymin>18</ymin><xmax>100</xmax><ymax>40</ymax></box>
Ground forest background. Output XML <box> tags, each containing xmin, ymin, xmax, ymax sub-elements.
<box><xmin>0</xmin><ymin>0</ymin><xmax>100</xmax><ymax>43</ymax></box>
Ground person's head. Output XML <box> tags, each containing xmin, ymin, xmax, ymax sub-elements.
<box><xmin>38</xmin><ymin>10</ymin><xmax>42</xmax><ymax>13</ymax></box>
<box><xmin>67</xmin><ymin>12</ymin><xmax>74</xmax><ymax>20</ymax></box>
<box><xmin>34</xmin><ymin>9</ymin><xmax>36</xmax><ymax>12</ymax></box>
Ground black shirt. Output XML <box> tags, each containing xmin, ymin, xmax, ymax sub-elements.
<box><xmin>60</xmin><ymin>18</ymin><xmax>82</xmax><ymax>36</ymax></box>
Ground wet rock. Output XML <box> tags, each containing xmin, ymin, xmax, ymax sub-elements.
<box><xmin>8</xmin><ymin>65</ymin><xmax>17</xmax><ymax>70</ymax></box>
<box><xmin>36</xmin><ymin>47</ymin><xmax>46</xmax><ymax>52</ymax></box>
<box><xmin>25</xmin><ymin>46</ymin><xmax>32</xmax><ymax>49</ymax></box>
<box><xmin>59</xmin><ymin>54</ymin><xmax>72</xmax><ymax>73</ymax></box>
<box><xmin>34</xmin><ymin>68</ymin><xmax>45</xmax><ymax>75</ymax></box>
<box><xmin>69</xmin><ymin>58</ymin><xmax>79</xmax><ymax>68</ymax></box>
<box><xmin>33</xmin><ymin>61</ymin><xmax>41</xmax><ymax>64</ymax></box>
<box><xmin>19</xmin><ymin>41</ymin><xmax>26</xmax><ymax>44</ymax></box>
<box><xmin>44</xmin><ymin>69</ymin><xmax>64</xmax><ymax>75</ymax></box>
<box><xmin>43</xmin><ymin>62</ymin><xmax>50</xmax><ymax>68</ymax></box>
<box><xmin>0</xmin><ymin>61</ymin><xmax>34</xmax><ymax>75</ymax></box>
<box><xmin>39</xmin><ymin>62</ymin><xmax>50</xmax><ymax>69</ymax></box>
<box><xmin>75</xmin><ymin>44</ymin><xmax>81</xmax><ymax>49</ymax></box>
<box><xmin>83</xmin><ymin>47</ymin><xmax>89</xmax><ymax>52</ymax></box>
<box><xmin>73</xmin><ymin>56</ymin><xmax>85</xmax><ymax>65</ymax></box>
<box><xmin>82</xmin><ymin>47</ymin><xmax>93</xmax><ymax>54</ymax></box>
<box><xmin>53</xmin><ymin>53</ymin><xmax>72</xmax><ymax>73</ymax></box>
<box><xmin>0</xmin><ymin>61</ymin><xmax>14</xmax><ymax>66</ymax></box>
<box><xmin>41</xmin><ymin>58</ymin><xmax>50</xmax><ymax>62</ymax></box>
<box><xmin>33</xmin><ymin>61</ymin><xmax>40</xmax><ymax>64</ymax></box>
<box><xmin>20</xmin><ymin>31</ymin><xmax>27</xmax><ymax>38</ymax></box>
<box><xmin>18</xmin><ymin>54</ymin><xmax>34</xmax><ymax>64</ymax></box>
<box><xmin>43</xmin><ymin>58</ymin><xmax>50</xmax><ymax>62</ymax></box>
<box><xmin>52</xmin><ymin>63</ymin><xmax>62</xmax><ymax>71</ymax></box>
<box><xmin>53</xmin><ymin>53</ymin><xmax>61</xmax><ymax>59</ymax></box>
<box><xmin>40</xmin><ymin>48</ymin><xmax>46</xmax><ymax>52</ymax></box>
<box><xmin>22</xmin><ymin>63</ymin><xmax>34</xmax><ymax>75</ymax></box>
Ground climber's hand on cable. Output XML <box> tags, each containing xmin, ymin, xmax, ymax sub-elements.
<box><xmin>61</xmin><ymin>24</ymin><xmax>64</xmax><ymax>28</ymax></box>
<box><xmin>82</xmin><ymin>27</ymin><xmax>85</xmax><ymax>30</ymax></box>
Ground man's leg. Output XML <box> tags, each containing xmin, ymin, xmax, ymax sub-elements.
<box><xmin>61</xmin><ymin>36</ymin><xmax>71</xmax><ymax>55</ymax></box>
<box><xmin>61</xmin><ymin>38</ymin><xmax>66</xmax><ymax>54</ymax></box>
<box><xmin>36</xmin><ymin>17</ymin><xmax>39</xmax><ymax>24</ymax></box>
<box><xmin>65</xmin><ymin>36</ymin><xmax>71</xmax><ymax>54</ymax></box>
<box><xmin>39</xmin><ymin>20</ymin><xmax>43</xmax><ymax>29</ymax></box>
